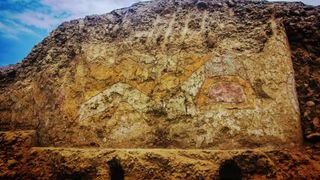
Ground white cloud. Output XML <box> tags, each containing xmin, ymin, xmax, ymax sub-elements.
<box><xmin>0</xmin><ymin>21</ymin><xmax>36</xmax><ymax>39</ymax></box>
<box><xmin>41</xmin><ymin>0</ymin><xmax>147</xmax><ymax>20</ymax></box>
<box><xmin>0</xmin><ymin>22</ymin><xmax>19</xmax><ymax>39</ymax></box>
<box><xmin>14</xmin><ymin>11</ymin><xmax>61</xmax><ymax>29</ymax></box>
<box><xmin>6</xmin><ymin>0</ymin><xmax>34</xmax><ymax>3</ymax></box>
<box><xmin>268</xmin><ymin>0</ymin><xmax>319</xmax><ymax>6</ymax></box>
<box><xmin>5</xmin><ymin>0</ymin><xmax>147</xmax><ymax>32</ymax></box>
<box><xmin>0</xmin><ymin>0</ymin><xmax>148</xmax><ymax>40</ymax></box>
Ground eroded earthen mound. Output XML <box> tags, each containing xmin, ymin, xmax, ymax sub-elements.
<box><xmin>0</xmin><ymin>0</ymin><xmax>319</xmax><ymax>179</ymax></box>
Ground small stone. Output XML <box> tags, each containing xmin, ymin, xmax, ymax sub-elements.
<box><xmin>313</xmin><ymin>117</ymin><xmax>320</xmax><ymax>128</ymax></box>
<box><xmin>7</xmin><ymin>159</ymin><xmax>17</xmax><ymax>169</ymax></box>
<box><xmin>306</xmin><ymin>101</ymin><xmax>315</xmax><ymax>107</ymax></box>
<box><xmin>30</xmin><ymin>150</ymin><xmax>38</xmax><ymax>156</ymax></box>
<box><xmin>196</xmin><ymin>1</ymin><xmax>208</xmax><ymax>9</ymax></box>
<box><xmin>227</xmin><ymin>0</ymin><xmax>235</xmax><ymax>7</ymax></box>
<box><xmin>256</xmin><ymin>158</ymin><xmax>268</xmax><ymax>167</ymax></box>
<box><xmin>306</xmin><ymin>133</ymin><xmax>320</xmax><ymax>140</ymax></box>
<box><xmin>304</xmin><ymin>110</ymin><xmax>311</xmax><ymax>117</ymax></box>
<box><xmin>292</xmin><ymin>10</ymin><xmax>300</xmax><ymax>15</ymax></box>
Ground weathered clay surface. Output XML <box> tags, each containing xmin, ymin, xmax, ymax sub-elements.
<box><xmin>1</xmin><ymin>131</ymin><xmax>320</xmax><ymax>179</ymax></box>
<box><xmin>0</xmin><ymin>0</ymin><xmax>320</xmax><ymax>178</ymax></box>
<box><xmin>0</xmin><ymin>0</ymin><xmax>304</xmax><ymax>149</ymax></box>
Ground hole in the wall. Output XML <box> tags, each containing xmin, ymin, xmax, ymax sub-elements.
<box><xmin>107</xmin><ymin>157</ymin><xmax>124</xmax><ymax>180</ymax></box>
<box><xmin>219</xmin><ymin>159</ymin><xmax>242</xmax><ymax>180</ymax></box>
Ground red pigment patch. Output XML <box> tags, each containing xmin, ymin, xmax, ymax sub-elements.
<box><xmin>208</xmin><ymin>82</ymin><xmax>245</xmax><ymax>103</ymax></box>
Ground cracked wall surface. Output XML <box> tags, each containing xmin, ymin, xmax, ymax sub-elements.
<box><xmin>0</xmin><ymin>0</ymin><xmax>304</xmax><ymax>149</ymax></box>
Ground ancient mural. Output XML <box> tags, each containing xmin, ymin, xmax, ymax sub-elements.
<box><xmin>0</xmin><ymin>0</ymin><xmax>302</xmax><ymax>149</ymax></box>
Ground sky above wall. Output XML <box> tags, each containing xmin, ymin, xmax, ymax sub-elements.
<box><xmin>0</xmin><ymin>0</ymin><xmax>319</xmax><ymax>66</ymax></box>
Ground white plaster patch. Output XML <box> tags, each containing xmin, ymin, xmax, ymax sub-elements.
<box><xmin>181</xmin><ymin>66</ymin><xmax>205</xmax><ymax>97</ymax></box>
<box><xmin>165</xmin><ymin>93</ymin><xmax>187</xmax><ymax>119</ymax></box>
<box><xmin>79</xmin><ymin>83</ymin><xmax>152</xmax><ymax>122</ymax></box>
<box><xmin>248</xmin><ymin>129</ymin><xmax>264</xmax><ymax>136</ymax></box>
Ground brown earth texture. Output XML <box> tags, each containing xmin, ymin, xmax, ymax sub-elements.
<box><xmin>0</xmin><ymin>0</ymin><xmax>320</xmax><ymax>179</ymax></box>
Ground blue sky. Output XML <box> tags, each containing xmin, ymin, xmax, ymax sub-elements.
<box><xmin>0</xmin><ymin>0</ymin><xmax>319</xmax><ymax>67</ymax></box>
<box><xmin>0</xmin><ymin>0</ymin><xmax>147</xmax><ymax>66</ymax></box>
